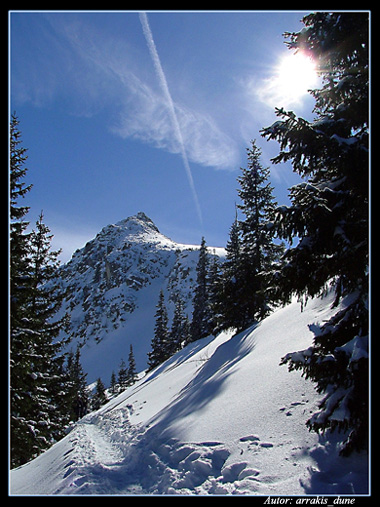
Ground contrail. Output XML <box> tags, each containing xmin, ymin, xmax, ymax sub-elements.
<box><xmin>139</xmin><ymin>12</ymin><xmax>203</xmax><ymax>226</ymax></box>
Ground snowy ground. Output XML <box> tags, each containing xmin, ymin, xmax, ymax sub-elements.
<box><xmin>10</xmin><ymin>292</ymin><xmax>369</xmax><ymax>496</ymax></box>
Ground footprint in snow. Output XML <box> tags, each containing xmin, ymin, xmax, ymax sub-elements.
<box><xmin>279</xmin><ymin>399</ymin><xmax>309</xmax><ymax>416</ymax></box>
<box><xmin>221</xmin><ymin>462</ymin><xmax>261</xmax><ymax>483</ymax></box>
<box><xmin>239</xmin><ymin>435</ymin><xmax>274</xmax><ymax>452</ymax></box>
<box><xmin>239</xmin><ymin>435</ymin><xmax>260</xmax><ymax>442</ymax></box>
<box><xmin>259</xmin><ymin>442</ymin><xmax>274</xmax><ymax>448</ymax></box>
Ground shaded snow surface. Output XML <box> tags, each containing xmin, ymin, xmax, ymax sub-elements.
<box><xmin>10</xmin><ymin>292</ymin><xmax>369</xmax><ymax>496</ymax></box>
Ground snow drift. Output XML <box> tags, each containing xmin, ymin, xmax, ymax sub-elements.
<box><xmin>10</xmin><ymin>291</ymin><xmax>368</xmax><ymax>496</ymax></box>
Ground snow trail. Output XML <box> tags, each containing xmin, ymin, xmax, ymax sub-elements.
<box><xmin>10</xmin><ymin>292</ymin><xmax>369</xmax><ymax>495</ymax></box>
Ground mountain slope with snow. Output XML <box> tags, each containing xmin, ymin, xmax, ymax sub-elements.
<box><xmin>53</xmin><ymin>212</ymin><xmax>225</xmax><ymax>384</ymax></box>
<box><xmin>10</xmin><ymin>291</ymin><xmax>368</xmax><ymax>496</ymax></box>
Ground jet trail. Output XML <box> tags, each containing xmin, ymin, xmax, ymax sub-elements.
<box><xmin>139</xmin><ymin>12</ymin><xmax>203</xmax><ymax>226</ymax></box>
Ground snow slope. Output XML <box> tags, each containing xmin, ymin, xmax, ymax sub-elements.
<box><xmin>10</xmin><ymin>292</ymin><xmax>369</xmax><ymax>496</ymax></box>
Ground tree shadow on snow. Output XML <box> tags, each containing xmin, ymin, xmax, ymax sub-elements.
<box><xmin>301</xmin><ymin>431</ymin><xmax>369</xmax><ymax>495</ymax></box>
<box><xmin>149</xmin><ymin>324</ymin><xmax>258</xmax><ymax>440</ymax></box>
<box><xmin>76</xmin><ymin>325</ymin><xmax>260</xmax><ymax>494</ymax></box>
<box><xmin>144</xmin><ymin>334</ymin><xmax>218</xmax><ymax>382</ymax></box>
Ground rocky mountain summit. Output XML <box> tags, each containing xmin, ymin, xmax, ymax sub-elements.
<box><xmin>54</xmin><ymin>212</ymin><xmax>225</xmax><ymax>383</ymax></box>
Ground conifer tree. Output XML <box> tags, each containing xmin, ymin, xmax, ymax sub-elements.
<box><xmin>261</xmin><ymin>12</ymin><xmax>369</xmax><ymax>455</ymax></box>
<box><xmin>66</xmin><ymin>347</ymin><xmax>89</xmax><ymax>422</ymax></box>
<box><xmin>235</xmin><ymin>140</ymin><xmax>283</xmax><ymax>328</ymax></box>
<box><xmin>214</xmin><ymin>210</ymin><xmax>244</xmax><ymax>332</ymax></box>
<box><xmin>207</xmin><ymin>254</ymin><xmax>223</xmax><ymax>334</ymax></box>
<box><xmin>169</xmin><ymin>295</ymin><xmax>187</xmax><ymax>353</ymax></box>
<box><xmin>10</xmin><ymin>113</ymin><xmax>32</xmax><ymax>325</ymax></box>
<box><xmin>226</xmin><ymin>207</ymin><xmax>241</xmax><ymax>268</ymax></box>
<box><xmin>147</xmin><ymin>289</ymin><xmax>169</xmax><ymax>369</ymax></box>
<box><xmin>17</xmin><ymin>212</ymin><xmax>70</xmax><ymax>459</ymax></box>
<box><xmin>92</xmin><ymin>378</ymin><xmax>108</xmax><ymax>410</ymax></box>
<box><xmin>109</xmin><ymin>371</ymin><xmax>118</xmax><ymax>396</ymax></box>
<box><xmin>127</xmin><ymin>344</ymin><xmax>138</xmax><ymax>385</ymax></box>
<box><xmin>181</xmin><ymin>314</ymin><xmax>191</xmax><ymax>347</ymax></box>
<box><xmin>10</xmin><ymin>116</ymin><xmax>73</xmax><ymax>467</ymax></box>
<box><xmin>10</xmin><ymin>128</ymin><xmax>71</xmax><ymax>467</ymax></box>
<box><xmin>190</xmin><ymin>238</ymin><xmax>211</xmax><ymax>342</ymax></box>
<box><xmin>10</xmin><ymin>114</ymin><xmax>34</xmax><ymax>467</ymax></box>
<box><xmin>118</xmin><ymin>358</ymin><xmax>128</xmax><ymax>392</ymax></box>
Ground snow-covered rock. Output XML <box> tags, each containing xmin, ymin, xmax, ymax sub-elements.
<box><xmin>53</xmin><ymin>212</ymin><xmax>225</xmax><ymax>384</ymax></box>
<box><xmin>10</xmin><ymin>291</ymin><xmax>369</xmax><ymax>495</ymax></box>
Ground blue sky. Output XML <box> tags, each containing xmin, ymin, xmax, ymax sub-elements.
<box><xmin>10</xmin><ymin>10</ymin><xmax>319</xmax><ymax>262</ymax></box>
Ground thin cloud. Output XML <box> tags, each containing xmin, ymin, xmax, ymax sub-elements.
<box><xmin>14</xmin><ymin>14</ymin><xmax>239</xmax><ymax>172</ymax></box>
<box><xmin>112</xmin><ymin>73</ymin><xmax>238</xmax><ymax>170</ymax></box>
<box><xmin>138</xmin><ymin>11</ymin><xmax>202</xmax><ymax>226</ymax></box>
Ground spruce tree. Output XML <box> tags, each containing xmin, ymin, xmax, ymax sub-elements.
<box><xmin>147</xmin><ymin>289</ymin><xmax>169</xmax><ymax>370</ymax></box>
<box><xmin>118</xmin><ymin>358</ymin><xmax>129</xmax><ymax>392</ymax></box>
<box><xmin>66</xmin><ymin>347</ymin><xmax>89</xmax><ymax>422</ymax></box>
<box><xmin>226</xmin><ymin>207</ymin><xmax>241</xmax><ymax>269</ymax></box>
<box><xmin>169</xmin><ymin>295</ymin><xmax>187</xmax><ymax>353</ymax></box>
<box><xmin>261</xmin><ymin>12</ymin><xmax>369</xmax><ymax>455</ymax></box>
<box><xmin>127</xmin><ymin>344</ymin><xmax>138</xmax><ymax>385</ymax></box>
<box><xmin>10</xmin><ymin>116</ymin><xmax>73</xmax><ymax>466</ymax></box>
<box><xmin>10</xmin><ymin>117</ymin><xmax>71</xmax><ymax>466</ymax></box>
<box><xmin>109</xmin><ymin>371</ymin><xmax>118</xmax><ymax>396</ymax></box>
<box><xmin>181</xmin><ymin>315</ymin><xmax>191</xmax><ymax>347</ymax></box>
<box><xmin>189</xmin><ymin>237</ymin><xmax>211</xmax><ymax>342</ymax></box>
<box><xmin>215</xmin><ymin>210</ymin><xmax>245</xmax><ymax>332</ymax></box>
<box><xmin>235</xmin><ymin>140</ymin><xmax>283</xmax><ymax>328</ymax></box>
<box><xmin>92</xmin><ymin>378</ymin><xmax>108</xmax><ymax>410</ymax></box>
<box><xmin>17</xmin><ymin>212</ymin><xmax>70</xmax><ymax>460</ymax></box>
<box><xmin>10</xmin><ymin>114</ymin><xmax>34</xmax><ymax>467</ymax></box>
<box><xmin>207</xmin><ymin>255</ymin><xmax>223</xmax><ymax>335</ymax></box>
<box><xmin>10</xmin><ymin>113</ymin><xmax>32</xmax><ymax>324</ymax></box>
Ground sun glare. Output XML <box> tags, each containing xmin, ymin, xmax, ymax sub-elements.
<box><xmin>256</xmin><ymin>51</ymin><xmax>319</xmax><ymax>109</ymax></box>
<box><xmin>276</xmin><ymin>52</ymin><xmax>318</xmax><ymax>103</ymax></box>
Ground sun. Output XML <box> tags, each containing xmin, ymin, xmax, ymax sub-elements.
<box><xmin>256</xmin><ymin>51</ymin><xmax>319</xmax><ymax>109</ymax></box>
<box><xmin>276</xmin><ymin>52</ymin><xmax>319</xmax><ymax>103</ymax></box>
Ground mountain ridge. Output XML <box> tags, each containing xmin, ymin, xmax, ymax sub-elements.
<box><xmin>54</xmin><ymin>212</ymin><xmax>225</xmax><ymax>384</ymax></box>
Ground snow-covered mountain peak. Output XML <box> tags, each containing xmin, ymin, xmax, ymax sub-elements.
<box><xmin>66</xmin><ymin>213</ymin><xmax>177</xmax><ymax>276</ymax></box>
<box><xmin>78</xmin><ymin>212</ymin><xmax>162</xmax><ymax>256</ymax></box>
<box><xmin>114</xmin><ymin>212</ymin><xmax>161</xmax><ymax>236</ymax></box>
<box><xmin>54</xmin><ymin>213</ymin><xmax>225</xmax><ymax>383</ymax></box>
